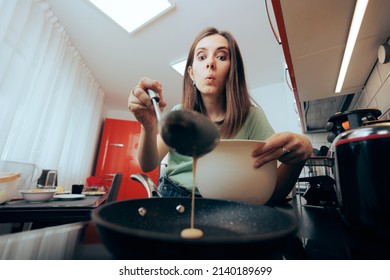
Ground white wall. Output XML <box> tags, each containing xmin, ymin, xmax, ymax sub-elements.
<box><xmin>103</xmin><ymin>106</ymin><xmax>134</xmax><ymax>121</ymax></box>
<box><xmin>251</xmin><ymin>82</ymin><xmax>332</xmax><ymax>150</ymax></box>
<box><xmin>250</xmin><ymin>82</ymin><xmax>302</xmax><ymax>134</ymax></box>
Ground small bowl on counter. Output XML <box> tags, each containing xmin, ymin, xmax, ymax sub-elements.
<box><xmin>20</xmin><ymin>189</ymin><xmax>57</xmax><ymax>202</ymax></box>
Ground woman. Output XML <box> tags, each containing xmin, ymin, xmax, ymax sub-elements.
<box><xmin>128</xmin><ymin>27</ymin><xmax>313</xmax><ymax>205</ymax></box>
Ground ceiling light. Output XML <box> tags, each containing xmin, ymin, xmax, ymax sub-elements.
<box><xmin>87</xmin><ymin>0</ymin><xmax>175</xmax><ymax>34</ymax></box>
<box><xmin>171</xmin><ymin>60</ymin><xmax>187</xmax><ymax>76</ymax></box>
<box><xmin>378</xmin><ymin>42</ymin><xmax>390</xmax><ymax>64</ymax></box>
<box><xmin>335</xmin><ymin>0</ymin><xmax>369</xmax><ymax>93</ymax></box>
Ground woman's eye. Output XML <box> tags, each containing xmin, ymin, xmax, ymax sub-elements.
<box><xmin>197</xmin><ymin>55</ymin><xmax>206</xmax><ymax>61</ymax></box>
<box><xmin>217</xmin><ymin>53</ymin><xmax>228</xmax><ymax>61</ymax></box>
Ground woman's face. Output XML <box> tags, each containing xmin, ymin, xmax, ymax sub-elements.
<box><xmin>188</xmin><ymin>34</ymin><xmax>231</xmax><ymax>96</ymax></box>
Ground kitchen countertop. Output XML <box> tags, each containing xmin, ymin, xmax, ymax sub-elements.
<box><xmin>2</xmin><ymin>195</ymin><xmax>387</xmax><ymax>260</ymax></box>
<box><xmin>0</xmin><ymin>195</ymin><xmax>106</xmax><ymax>225</ymax></box>
<box><xmin>75</xmin><ymin>196</ymin><xmax>390</xmax><ymax>260</ymax></box>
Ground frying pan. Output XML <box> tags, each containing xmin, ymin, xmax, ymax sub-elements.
<box><xmin>91</xmin><ymin>198</ymin><xmax>298</xmax><ymax>259</ymax></box>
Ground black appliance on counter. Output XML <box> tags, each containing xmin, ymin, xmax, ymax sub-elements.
<box><xmin>322</xmin><ymin>108</ymin><xmax>390</xmax><ymax>257</ymax></box>
<box><xmin>297</xmin><ymin>157</ymin><xmax>337</xmax><ymax>207</ymax></box>
<box><xmin>325</xmin><ymin>108</ymin><xmax>381</xmax><ymax>143</ymax></box>
<box><xmin>332</xmin><ymin>118</ymin><xmax>390</xmax><ymax>245</ymax></box>
<box><xmin>37</xmin><ymin>169</ymin><xmax>58</xmax><ymax>187</ymax></box>
<box><xmin>298</xmin><ymin>109</ymin><xmax>383</xmax><ymax>208</ymax></box>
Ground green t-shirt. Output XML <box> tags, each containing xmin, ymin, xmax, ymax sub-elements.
<box><xmin>164</xmin><ymin>105</ymin><xmax>275</xmax><ymax>191</ymax></box>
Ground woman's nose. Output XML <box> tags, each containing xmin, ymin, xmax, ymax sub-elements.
<box><xmin>206</xmin><ymin>59</ymin><xmax>215</xmax><ymax>69</ymax></box>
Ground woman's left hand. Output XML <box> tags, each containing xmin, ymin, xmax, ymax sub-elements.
<box><xmin>251</xmin><ymin>132</ymin><xmax>313</xmax><ymax>168</ymax></box>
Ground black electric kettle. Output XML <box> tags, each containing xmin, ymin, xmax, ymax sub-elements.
<box><xmin>332</xmin><ymin>118</ymin><xmax>390</xmax><ymax>242</ymax></box>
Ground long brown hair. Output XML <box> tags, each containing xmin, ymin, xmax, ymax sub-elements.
<box><xmin>182</xmin><ymin>27</ymin><xmax>252</xmax><ymax>138</ymax></box>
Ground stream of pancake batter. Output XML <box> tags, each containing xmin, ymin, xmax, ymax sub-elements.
<box><xmin>180</xmin><ymin>157</ymin><xmax>204</xmax><ymax>239</ymax></box>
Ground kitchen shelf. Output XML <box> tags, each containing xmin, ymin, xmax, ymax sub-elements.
<box><xmin>305</xmin><ymin>157</ymin><xmax>334</xmax><ymax>167</ymax></box>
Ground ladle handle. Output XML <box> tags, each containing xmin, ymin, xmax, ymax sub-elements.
<box><xmin>147</xmin><ymin>89</ymin><xmax>160</xmax><ymax>102</ymax></box>
<box><xmin>147</xmin><ymin>89</ymin><xmax>162</xmax><ymax>122</ymax></box>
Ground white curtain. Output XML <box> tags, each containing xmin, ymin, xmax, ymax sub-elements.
<box><xmin>0</xmin><ymin>0</ymin><xmax>104</xmax><ymax>189</ymax></box>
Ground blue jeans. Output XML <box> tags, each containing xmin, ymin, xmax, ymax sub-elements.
<box><xmin>157</xmin><ymin>175</ymin><xmax>202</xmax><ymax>198</ymax></box>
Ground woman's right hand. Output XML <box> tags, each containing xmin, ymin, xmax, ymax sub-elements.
<box><xmin>128</xmin><ymin>77</ymin><xmax>167</xmax><ymax>129</ymax></box>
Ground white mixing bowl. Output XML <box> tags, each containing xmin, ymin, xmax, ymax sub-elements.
<box><xmin>195</xmin><ymin>140</ymin><xmax>277</xmax><ymax>204</ymax></box>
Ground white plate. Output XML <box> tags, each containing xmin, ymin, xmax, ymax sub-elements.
<box><xmin>82</xmin><ymin>191</ymin><xmax>106</xmax><ymax>196</ymax></box>
<box><xmin>56</xmin><ymin>191</ymin><xmax>71</xmax><ymax>195</ymax></box>
<box><xmin>54</xmin><ymin>194</ymin><xmax>86</xmax><ymax>200</ymax></box>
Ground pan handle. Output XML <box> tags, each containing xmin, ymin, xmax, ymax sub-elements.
<box><xmin>130</xmin><ymin>174</ymin><xmax>162</xmax><ymax>198</ymax></box>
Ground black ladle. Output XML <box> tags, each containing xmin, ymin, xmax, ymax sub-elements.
<box><xmin>147</xmin><ymin>90</ymin><xmax>220</xmax><ymax>157</ymax></box>
<box><xmin>161</xmin><ymin>110</ymin><xmax>220</xmax><ymax>157</ymax></box>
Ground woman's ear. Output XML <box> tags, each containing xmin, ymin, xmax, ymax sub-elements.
<box><xmin>187</xmin><ymin>66</ymin><xmax>194</xmax><ymax>81</ymax></box>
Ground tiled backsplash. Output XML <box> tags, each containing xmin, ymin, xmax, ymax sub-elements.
<box><xmin>355</xmin><ymin>53</ymin><xmax>390</xmax><ymax>119</ymax></box>
<box><xmin>306</xmin><ymin>132</ymin><xmax>329</xmax><ymax>151</ymax></box>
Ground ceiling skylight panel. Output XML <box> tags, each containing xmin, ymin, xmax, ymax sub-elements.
<box><xmin>88</xmin><ymin>0</ymin><xmax>175</xmax><ymax>34</ymax></box>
